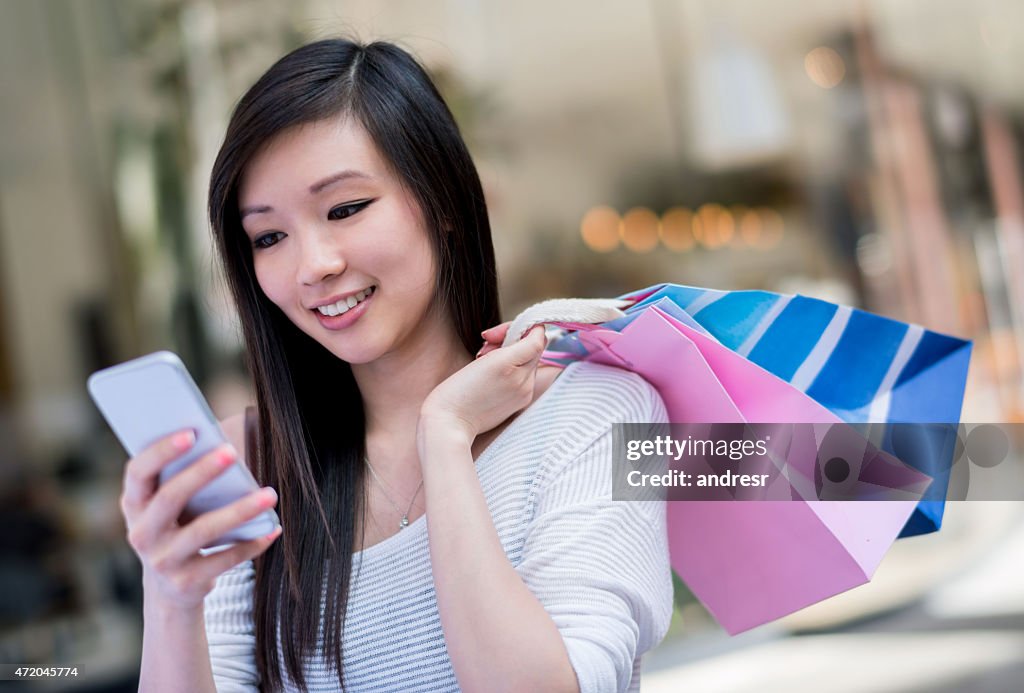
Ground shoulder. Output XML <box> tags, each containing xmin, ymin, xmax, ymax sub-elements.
<box><xmin>523</xmin><ymin>362</ymin><xmax>669</xmax><ymax>509</ymax></box>
<box><xmin>516</xmin><ymin>361</ymin><xmax>668</xmax><ymax>468</ymax></box>
<box><xmin>547</xmin><ymin>361</ymin><xmax>667</xmax><ymax>424</ymax></box>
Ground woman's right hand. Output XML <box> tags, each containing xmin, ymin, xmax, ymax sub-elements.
<box><xmin>120</xmin><ymin>429</ymin><xmax>282</xmax><ymax>611</ymax></box>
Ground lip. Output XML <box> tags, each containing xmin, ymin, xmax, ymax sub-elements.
<box><xmin>311</xmin><ymin>288</ymin><xmax>374</xmax><ymax>331</ymax></box>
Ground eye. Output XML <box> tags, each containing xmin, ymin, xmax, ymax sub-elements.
<box><xmin>253</xmin><ymin>231</ymin><xmax>284</xmax><ymax>250</ymax></box>
<box><xmin>328</xmin><ymin>199</ymin><xmax>374</xmax><ymax>221</ymax></box>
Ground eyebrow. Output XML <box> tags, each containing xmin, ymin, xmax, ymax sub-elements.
<box><xmin>240</xmin><ymin>169</ymin><xmax>374</xmax><ymax>220</ymax></box>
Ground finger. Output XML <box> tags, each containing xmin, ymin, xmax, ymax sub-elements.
<box><xmin>505</xmin><ymin>325</ymin><xmax>547</xmax><ymax>367</ymax></box>
<box><xmin>188</xmin><ymin>527</ymin><xmax>283</xmax><ymax>582</ymax></box>
<box><xmin>476</xmin><ymin>342</ymin><xmax>501</xmax><ymax>359</ymax></box>
<box><xmin>122</xmin><ymin>429</ymin><xmax>197</xmax><ymax>511</ymax></box>
<box><xmin>169</xmin><ymin>487</ymin><xmax>279</xmax><ymax>561</ymax></box>
<box><xmin>477</xmin><ymin>321</ymin><xmax>518</xmax><ymax>357</ymax></box>
<box><xmin>140</xmin><ymin>446</ymin><xmax>237</xmax><ymax>535</ymax></box>
<box><xmin>481</xmin><ymin>322</ymin><xmax>511</xmax><ymax>344</ymax></box>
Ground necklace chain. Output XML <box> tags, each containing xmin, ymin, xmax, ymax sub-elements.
<box><xmin>364</xmin><ymin>456</ymin><xmax>423</xmax><ymax>530</ymax></box>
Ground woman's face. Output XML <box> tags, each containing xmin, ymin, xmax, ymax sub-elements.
<box><xmin>238</xmin><ymin>115</ymin><xmax>439</xmax><ymax>365</ymax></box>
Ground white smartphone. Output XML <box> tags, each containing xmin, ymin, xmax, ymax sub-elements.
<box><xmin>87</xmin><ymin>350</ymin><xmax>280</xmax><ymax>548</ymax></box>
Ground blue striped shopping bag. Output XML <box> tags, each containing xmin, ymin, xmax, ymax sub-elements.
<box><xmin>548</xmin><ymin>284</ymin><xmax>973</xmax><ymax>537</ymax></box>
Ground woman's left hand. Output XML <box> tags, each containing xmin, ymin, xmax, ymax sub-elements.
<box><xmin>419</xmin><ymin>323</ymin><xmax>547</xmax><ymax>444</ymax></box>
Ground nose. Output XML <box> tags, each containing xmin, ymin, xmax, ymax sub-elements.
<box><xmin>297</xmin><ymin>229</ymin><xmax>347</xmax><ymax>286</ymax></box>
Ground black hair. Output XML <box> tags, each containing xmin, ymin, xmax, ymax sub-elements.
<box><xmin>208</xmin><ymin>38</ymin><xmax>500</xmax><ymax>690</ymax></box>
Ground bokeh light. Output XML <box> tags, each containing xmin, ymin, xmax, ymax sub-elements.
<box><xmin>621</xmin><ymin>207</ymin><xmax>660</xmax><ymax>253</ymax></box>
<box><xmin>694</xmin><ymin>203</ymin><xmax>733</xmax><ymax>249</ymax></box>
<box><xmin>738</xmin><ymin>207</ymin><xmax>763</xmax><ymax>246</ymax></box>
<box><xmin>805</xmin><ymin>46</ymin><xmax>846</xmax><ymax>89</ymax></box>
<box><xmin>580</xmin><ymin>205</ymin><xmax>621</xmax><ymax>252</ymax></box>
<box><xmin>660</xmin><ymin>207</ymin><xmax>695</xmax><ymax>251</ymax></box>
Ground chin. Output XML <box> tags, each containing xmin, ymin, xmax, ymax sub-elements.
<box><xmin>319</xmin><ymin>337</ymin><xmax>390</xmax><ymax>366</ymax></box>
<box><xmin>335</xmin><ymin>349</ymin><xmax>383</xmax><ymax>366</ymax></box>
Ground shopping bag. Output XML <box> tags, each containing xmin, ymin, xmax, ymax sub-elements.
<box><xmin>531</xmin><ymin>304</ymin><xmax>933</xmax><ymax>633</ymax></box>
<box><xmin>545</xmin><ymin>284</ymin><xmax>972</xmax><ymax>537</ymax></box>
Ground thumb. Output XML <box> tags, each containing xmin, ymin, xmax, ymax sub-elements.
<box><xmin>505</xmin><ymin>325</ymin><xmax>547</xmax><ymax>367</ymax></box>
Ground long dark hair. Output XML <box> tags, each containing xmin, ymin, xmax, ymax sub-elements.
<box><xmin>208</xmin><ymin>38</ymin><xmax>500</xmax><ymax>691</ymax></box>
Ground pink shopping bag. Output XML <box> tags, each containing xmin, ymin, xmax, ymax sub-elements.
<box><xmin>551</xmin><ymin>306</ymin><xmax>932</xmax><ymax>634</ymax></box>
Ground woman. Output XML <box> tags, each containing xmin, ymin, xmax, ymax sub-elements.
<box><xmin>120</xmin><ymin>38</ymin><xmax>672</xmax><ymax>692</ymax></box>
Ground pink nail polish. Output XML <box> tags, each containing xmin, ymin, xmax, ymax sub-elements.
<box><xmin>174</xmin><ymin>430</ymin><xmax>196</xmax><ymax>450</ymax></box>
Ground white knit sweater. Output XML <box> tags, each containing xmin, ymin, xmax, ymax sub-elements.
<box><xmin>203</xmin><ymin>361</ymin><xmax>674</xmax><ymax>692</ymax></box>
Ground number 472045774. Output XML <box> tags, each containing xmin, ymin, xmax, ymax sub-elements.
<box><xmin>12</xmin><ymin>667</ymin><xmax>79</xmax><ymax>678</ymax></box>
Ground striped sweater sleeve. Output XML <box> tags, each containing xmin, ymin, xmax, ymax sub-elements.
<box><xmin>515</xmin><ymin>367</ymin><xmax>674</xmax><ymax>693</ymax></box>
<box><xmin>203</xmin><ymin>559</ymin><xmax>260</xmax><ymax>692</ymax></box>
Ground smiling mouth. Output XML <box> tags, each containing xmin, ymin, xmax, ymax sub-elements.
<box><xmin>312</xmin><ymin>286</ymin><xmax>376</xmax><ymax>317</ymax></box>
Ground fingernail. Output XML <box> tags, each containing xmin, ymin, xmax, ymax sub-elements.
<box><xmin>174</xmin><ymin>430</ymin><xmax>196</xmax><ymax>450</ymax></box>
<box><xmin>217</xmin><ymin>447</ymin><xmax>236</xmax><ymax>466</ymax></box>
<box><xmin>266</xmin><ymin>526</ymin><xmax>283</xmax><ymax>540</ymax></box>
<box><xmin>259</xmin><ymin>487</ymin><xmax>278</xmax><ymax>506</ymax></box>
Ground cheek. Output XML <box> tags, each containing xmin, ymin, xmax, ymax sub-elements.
<box><xmin>409</xmin><ymin>245</ymin><xmax>437</xmax><ymax>291</ymax></box>
<box><xmin>406</xmin><ymin>231</ymin><xmax>439</xmax><ymax>288</ymax></box>
<box><xmin>252</xmin><ymin>256</ymin><xmax>293</xmax><ymax>310</ymax></box>
<box><xmin>366</xmin><ymin>226</ymin><xmax>436</xmax><ymax>291</ymax></box>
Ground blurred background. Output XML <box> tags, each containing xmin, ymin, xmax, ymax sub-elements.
<box><xmin>1</xmin><ymin>0</ymin><xmax>1023</xmax><ymax>690</ymax></box>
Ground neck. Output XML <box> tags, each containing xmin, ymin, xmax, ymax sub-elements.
<box><xmin>352</xmin><ymin>311</ymin><xmax>471</xmax><ymax>469</ymax></box>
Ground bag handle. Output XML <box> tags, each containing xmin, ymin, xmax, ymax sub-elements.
<box><xmin>501</xmin><ymin>297</ymin><xmax>633</xmax><ymax>347</ymax></box>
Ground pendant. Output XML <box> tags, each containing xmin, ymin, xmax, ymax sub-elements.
<box><xmin>399</xmin><ymin>515</ymin><xmax>409</xmax><ymax>529</ymax></box>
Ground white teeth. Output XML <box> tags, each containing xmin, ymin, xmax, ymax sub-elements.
<box><xmin>316</xmin><ymin>286</ymin><xmax>375</xmax><ymax>316</ymax></box>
